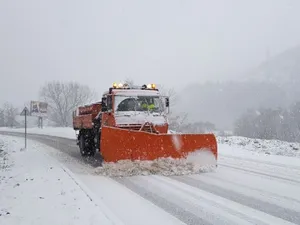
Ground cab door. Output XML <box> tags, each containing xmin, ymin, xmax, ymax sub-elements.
<box><xmin>101</xmin><ymin>94</ymin><xmax>115</xmax><ymax>127</ymax></box>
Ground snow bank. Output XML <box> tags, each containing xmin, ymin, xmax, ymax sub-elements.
<box><xmin>218</xmin><ymin>136</ymin><xmax>300</xmax><ymax>158</ymax></box>
<box><xmin>0</xmin><ymin>127</ymin><xmax>76</xmax><ymax>139</ymax></box>
<box><xmin>2</xmin><ymin>126</ymin><xmax>299</xmax><ymax>160</ymax></box>
<box><xmin>95</xmin><ymin>150</ymin><xmax>217</xmax><ymax>177</ymax></box>
<box><xmin>0</xmin><ymin>135</ymin><xmax>114</xmax><ymax>225</ymax></box>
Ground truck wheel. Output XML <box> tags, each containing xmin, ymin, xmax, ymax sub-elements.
<box><xmin>79</xmin><ymin>134</ymin><xmax>96</xmax><ymax>157</ymax></box>
<box><xmin>79</xmin><ymin>134</ymin><xmax>88</xmax><ymax>156</ymax></box>
<box><xmin>87</xmin><ymin>145</ymin><xmax>96</xmax><ymax>157</ymax></box>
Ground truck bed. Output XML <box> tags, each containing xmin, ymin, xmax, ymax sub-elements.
<box><xmin>73</xmin><ymin>103</ymin><xmax>101</xmax><ymax>130</ymax></box>
<box><xmin>73</xmin><ymin>114</ymin><xmax>94</xmax><ymax>130</ymax></box>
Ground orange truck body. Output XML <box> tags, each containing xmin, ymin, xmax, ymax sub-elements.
<box><xmin>73</xmin><ymin>103</ymin><xmax>101</xmax><ymax>129</ymax></box>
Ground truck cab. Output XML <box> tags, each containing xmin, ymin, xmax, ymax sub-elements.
<box><xmin>100</xmin><ymin>83</ymin><xmax>170</xmax><ymax>133</ymax></box>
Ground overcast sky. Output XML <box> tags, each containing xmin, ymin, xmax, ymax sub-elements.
<box><xmin>1</xmin><ymin>0</ymin><xmax>300</xmax><ymax>107</ymax></box>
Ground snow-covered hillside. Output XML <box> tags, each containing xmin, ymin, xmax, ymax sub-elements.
<box><xmin>246</xmin><ymin>45</ymin><xmax>300</xmax><ymax>84</ymax></box>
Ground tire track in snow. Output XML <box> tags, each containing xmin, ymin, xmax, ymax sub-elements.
<box><xmin>192</xmin><ymin>171</ymin><xmax>300</xmax><ymax>205</ymax></box>
<box><xmin>0</xmin><ymin>132</ymin><xmax>104</xmax><ymax>168</ymax></box>
<box><xmin>220</xmin><ymin>154</ymin><xmax>300</xmax><ymax>170</ymax></box>
<box><xmin>218</xmin><ymin>163</ymin><xmax>300</xmax><ymax>184</ymax></box>
<box><xmin>114</xmin><ymin>177</ymin><xmax>213</xmax><ymax>225</ymax></box>
<box><xmin>172</xmin><ymin>176</ymin><xmax>300</xmax><ymax>224</ymax></box>
<box><xmin>121</xmin><ymin>176</ymin><xmax>296</xmax><ymax>225</ymax></box>
<box><xmin>151</xmin><ymin>176</ymin><xmax>298</xmax><ymax>225</ymax></box>
<box><xmin>219</xmin><ymin>156</ymin><xmax>300</xmax><ymax>183</ymax></box>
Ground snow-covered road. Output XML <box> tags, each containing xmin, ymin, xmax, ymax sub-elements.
<box><xmin>1</xmin><ymin>131</ymin><xmax>300</xmax><ymax>225</ymax></box>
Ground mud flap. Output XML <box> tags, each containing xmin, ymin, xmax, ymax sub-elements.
<box><xmin>100</xmin><ymin>126</ymin><xmax>218</xmax><ymax>163</ymax></box>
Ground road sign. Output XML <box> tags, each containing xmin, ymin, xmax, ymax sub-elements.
<box><xmin>30</xmin><ymin>101</ymin><xmax>48</xmax><ymax>117</ymax></box>
<box><xmin>20</xmin><ymin>107</ymin><xmax>29</xmax><ymax>116</ymax></box>
<box><xmin>20</xmin><ymin>107</ymin><xmax>29</xmax><ymax>148</ymax></box>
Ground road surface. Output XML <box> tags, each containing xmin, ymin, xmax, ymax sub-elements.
<box><xmin>1</xmin><ymin>131</ymin><xmax>300</xmax><ymax>225</ymax></box>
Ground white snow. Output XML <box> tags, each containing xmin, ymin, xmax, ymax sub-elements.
<box><xmin>190</xmin><ymin>171</ymin><xmax>300</xmax><ymax>212</ymax></box>
<box><xmin>1</xmin><ymin>129</ymin><xmax>300</xmax><ymax>224</ymax></box>
<box><xmin>171</xmin><ymin>134</ymin><xmax>183</xmax><ymax>151</ymax></box>
<box><xmin>80</xmin><ymin>175</ymin><xmax>187</xmax><ymax>225</ymax></box>
<box><xmin>0</xmin><ymin>127</ymin><xmax>76</xmax><ymax>139</ymax></box>
<box><xmin>95</xmin><ymin>149</ymin><xmax>217</xmax><ymax>177</ymax></box>
<box><xmin>0</xmin><ymin>135</ymin><xmax>117</xmax><ymax>225</ymax></box>
<box><xmin>218</xmin><ymin>135</ymin><xmax>300</xmax><ymax>159</ymax></box>
<box><xmin>147</xmin><ymin>176</ymin><xmax>297</xmax><ymax>225</ymax></box>
<box><xmin>0</xmin><ymin>136</ymin><xmax>196</xmax><ymax>225</ymax></box>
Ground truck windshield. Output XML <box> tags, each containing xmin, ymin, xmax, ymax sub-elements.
<box><xmin>114</xmin><ymin>95</ymin><xmax>164</xmax><ymax>113</ymax></box>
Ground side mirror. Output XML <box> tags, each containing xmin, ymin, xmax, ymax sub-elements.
<box><xmin>107</xmin><ymin>95</ymin><xmax>112</xmax><ymax>110</ymax></box>
<box><xmin>165</xmin><ymin>97</ymin><xmax>170</xmax><ymax>107</ymax></box>
<box><xmin>101</xmin><ymin>97</ymin><xmax>107</xmax><ymax>112</ymax></box>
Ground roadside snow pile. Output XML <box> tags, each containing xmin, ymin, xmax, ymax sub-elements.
<box><xmin>217</xmin><ymin>136</ymin><xmax>300</xmax><ymax>158</ymax></box>
<box><xmin>95</xmin><ymin>150</ymin><xmax>216</xmax><ymax>177</ymax></box>
<box><xmin>0</xmin><ymin>138</ymin><xmax>14</xmax><ymax>183</ymax></box>
<box><xmin>0</xmin><ymin>127</ymin><xmax>76</xmax><ymax>139</ymax></box>
<box><xmin>0</xmin><ymin>135</ymin><xmax>114</xmax><ymax>225</ymax></box>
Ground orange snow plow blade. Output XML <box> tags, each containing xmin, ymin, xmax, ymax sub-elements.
<box><xmin>100</xmin><ymin>126</ymin><xmax>218</xmax><ymax>163</ymax></box>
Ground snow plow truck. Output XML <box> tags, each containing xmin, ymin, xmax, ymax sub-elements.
<box><xmin>72</xmin><ymin>82</ymin><xmax>218</xmax><ymax>164</ymax></box>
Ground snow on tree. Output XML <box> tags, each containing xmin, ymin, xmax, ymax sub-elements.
<box><xmin>40</xmin><ymin>81</ymin><xmax>97</xmax><ymax>127</ymax></box>
<box><xmin>1</xmin><ymin>103</ymin><xmax>18</xmax><ymax>127</ymax></box>
<box><xmin>234</xmin><ymin>102</ymin><xmax>300</xmax><ymax>142</ymax></box>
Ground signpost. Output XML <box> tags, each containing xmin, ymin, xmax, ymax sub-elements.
<box><xmin>30</xmin><ymin>101</ymin><xmax>48</xmax><ymax>129</ymax></box>
<box><xmin>20</xmin><ymin>107</ymin><xmax>29</xmax><ymax>149</ymax></box>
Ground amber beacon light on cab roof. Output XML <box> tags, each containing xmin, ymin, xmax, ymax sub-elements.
<box><xmin>72</xmin><ymin>82</ymin><xmax>218</xmax><ymax>164</ymax></box>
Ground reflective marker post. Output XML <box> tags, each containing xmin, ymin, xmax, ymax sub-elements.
<box><xmin>25</xmin><ymin>109</ymin><xmax>27</xmax><ymax>148</ymax></box>
<box><xmin>20</xmin><ymin>107</ymin><xmax>29</xmax><ymax>149</ymax></box>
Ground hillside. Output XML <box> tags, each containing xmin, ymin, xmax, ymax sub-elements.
<box><xmin>174</xmin><ymin>46</ymin><xmax>300</xmax><ymax>130</ymax></box>
<box><xmin>174</xmin><ymin>81</ymin><xmax>287</xmax><ymax>130</ymax></box>
<box><xmin>247</xmin><ymin>45</ymin><xmax>300</xmax><ymax>85</ymax></box>
<box><xmin>247</xmin><ymin>45</ymin><xmax>300</xmax><ymax>104</ymax></box>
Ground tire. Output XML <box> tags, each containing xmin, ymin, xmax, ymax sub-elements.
<box><xmin>87</xmin><ymin>145</ymin><xmax>96</xmax><ymax>157</ymax></box>
<box><xmin>79</xmin><ymin>132</ymin><xmax>96</xmax><ymax>157</ymax></box>
<box><xmin>79</xmin><ymin>134</ymin><xmax>88</xmax><ymax>157</ymax></box>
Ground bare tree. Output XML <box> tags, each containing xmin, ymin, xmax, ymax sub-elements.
<box><xmin>234</xmin><ymin>103</ymin><xmax>300</xmax><ymax>142</ymax></box>
<box><xmin>156</xmin><ymin>84</ymin><xmax>178</xmax><ymax>107</ymax></box>
<box><xmin>124</xmin><ymin>78</ymin><xmax>135</xmax><ymax>87</ymax></box>
<box><xmin>40</xmin><ymin>81</ymin><xmax>97</xmax><ymax>127</ymax></box>
<box><xmin>156</xmin><ymin>84</ymin><xmax>188</xmax><ymax>131</ymax></box>
<box><xmin>0</xmin><ymin>108</ymin><xmax>5</xmax><ymax>127</ymax></box>
<box><xmin>2</xmin><ymin>102</ymin><xmax>18</xmax><ymax>127</ymax></box>
<box><xmin>179</xmin><ymin>121</ymin><xmax>216</xmax><ymax>133</ymax></box>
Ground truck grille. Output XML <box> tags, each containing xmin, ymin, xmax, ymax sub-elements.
<box><xmin>118</xmin><ymin>124</ymin><xmax>157</xmax><ymax>133</ymax></box>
